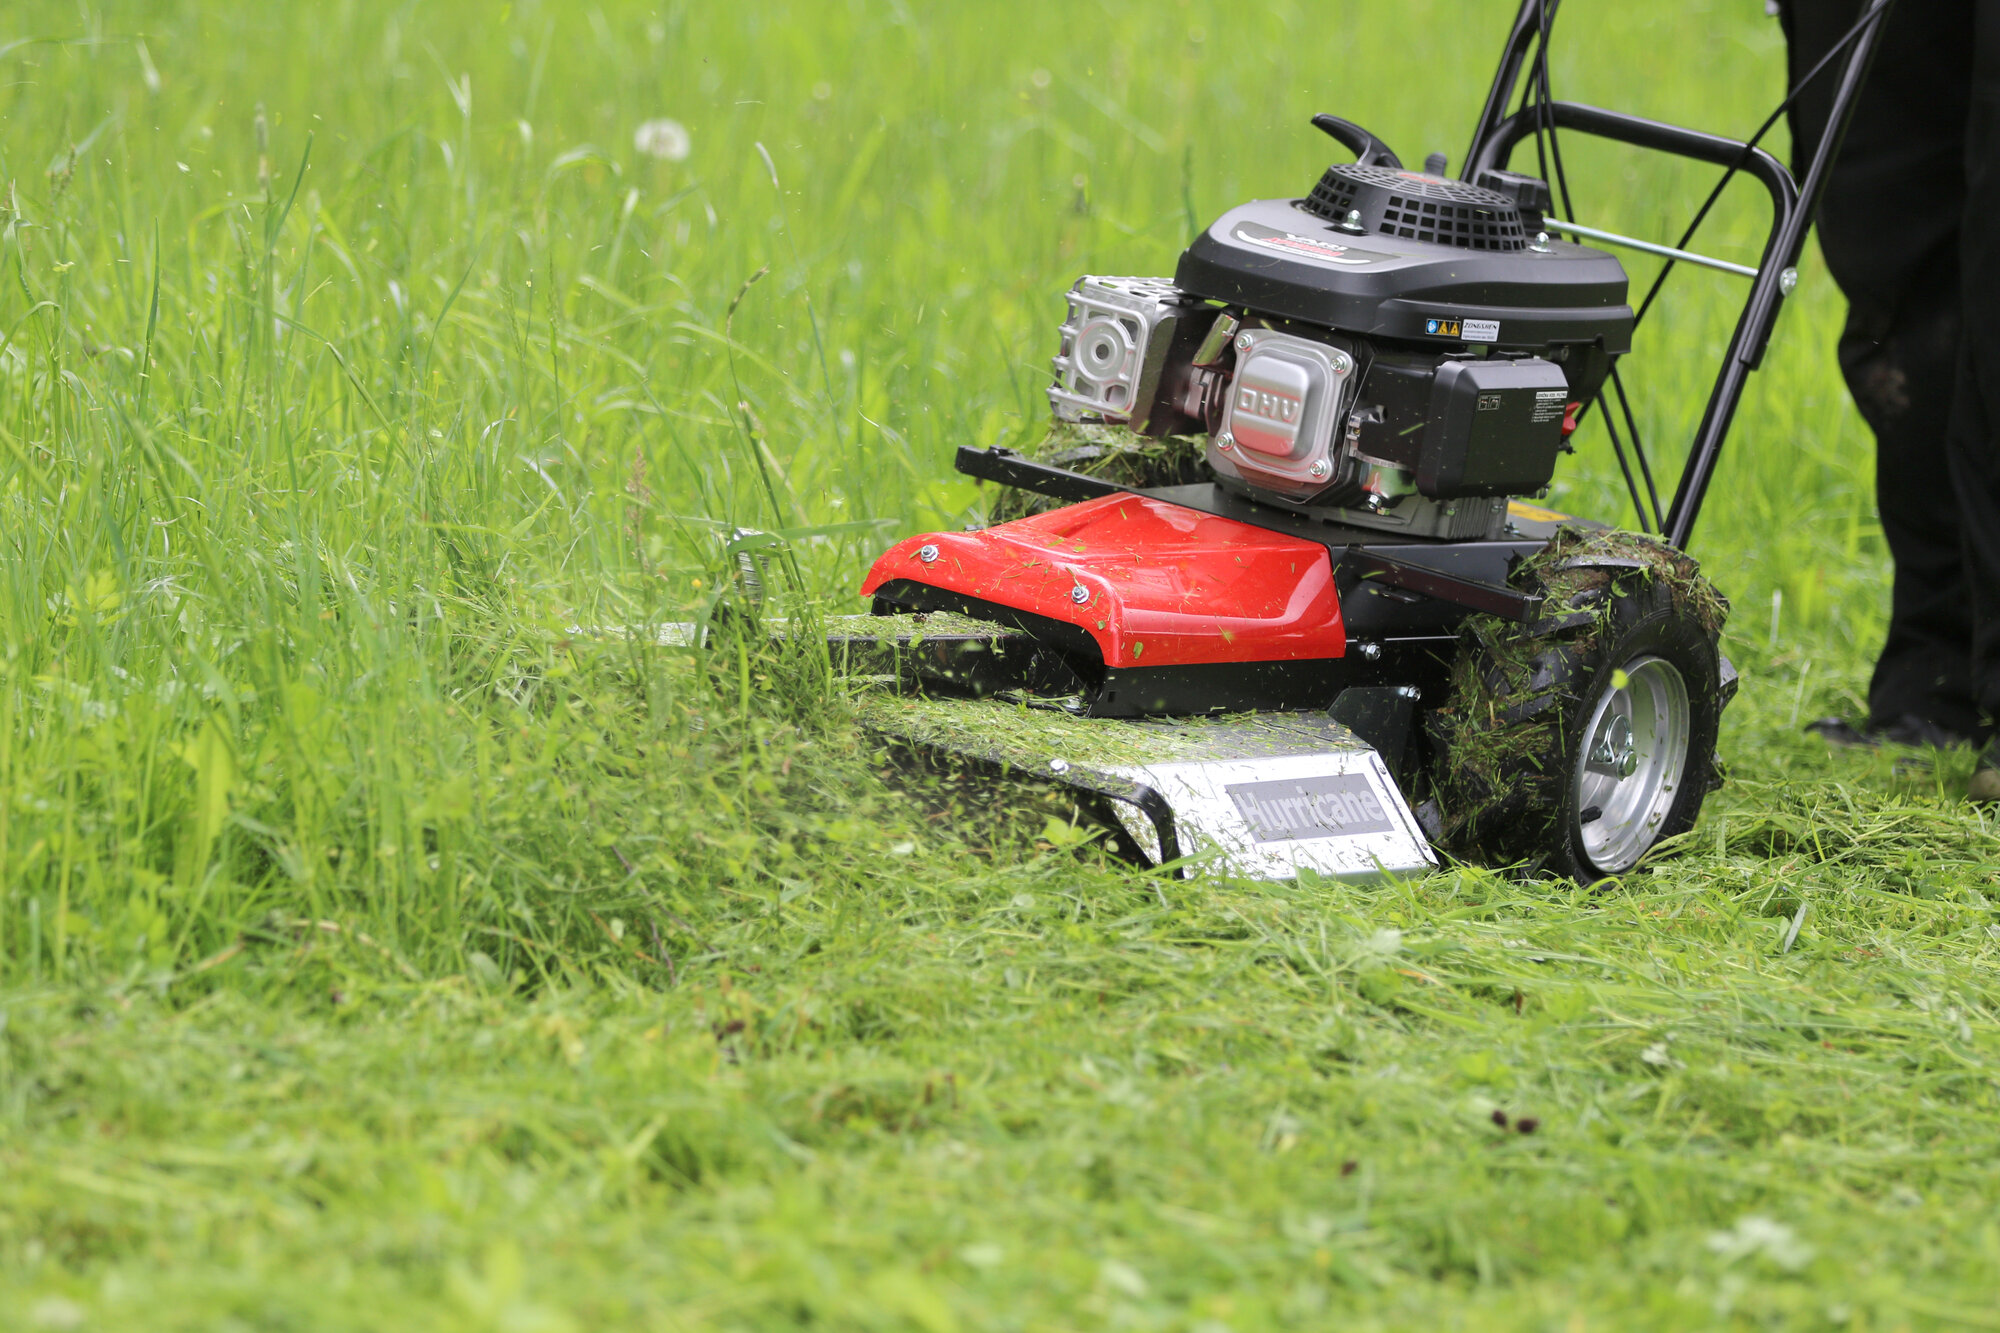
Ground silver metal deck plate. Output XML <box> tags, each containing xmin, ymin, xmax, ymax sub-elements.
<box><xmin>857</xmin><ymin>693</ymin><xmax>1435</xmax><ymax>882</ymax></box>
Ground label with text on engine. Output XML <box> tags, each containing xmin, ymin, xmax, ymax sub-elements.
<box><xmin>1428</xmin><ymin>316</ymin><xmax>1502</xmax><ymax>343</ymax></box>
<box><xmin>1226</xmin><ymin>773</ymin><xmax>1395</xmax><ymax>843</ymax></box>
<box><xmin>1232</xmin><ymin>221</ymin><xmax>1391</xmax><ymax>268</ymax></box>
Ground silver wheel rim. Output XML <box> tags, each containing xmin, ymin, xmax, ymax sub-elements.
<box><xmin>1573</xmin><ymin>654</ymin><xmax>1691</xmax><ymax>873</ymax></box>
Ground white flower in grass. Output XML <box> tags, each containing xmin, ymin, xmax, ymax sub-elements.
<box><xmin>1707</xmin><ymin>1215</ymin><xmax>1816</xmax><ymax>1273</ymax></box>
<box><xmin>633</xmin><ymin>118</ymin><xmax>691</xmax><ymax>161</ymax></box>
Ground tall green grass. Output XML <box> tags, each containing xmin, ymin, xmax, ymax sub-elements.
<box><xmin>3</xmin><ymin>3</ymin><xmax>1994</xmax><ymax>1328</ymax></box>
<box><xmin>0</xmin><ymin>0</ymin><xmax>1884</xmax><ymax>980</ymax></box>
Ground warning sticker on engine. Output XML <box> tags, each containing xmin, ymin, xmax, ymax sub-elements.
<box><xmin>1226</xmin><ymin>773</ymin><xmax>1395</xmax><ymax>843</ymax></box>
<box><xmin>1232</xmin><ymin>221</ymin><xmax>1389</xmax><ymax>267</ymax></box>
<box><xmin>1462</xmin><ymin>318</ymin><xmax>1501</xmax><ymax>342</ymax></box>
<box><xmin>1530</xmin><ymin>389</ymin><xmax>1568</xmax><ymax>424</ymax></box>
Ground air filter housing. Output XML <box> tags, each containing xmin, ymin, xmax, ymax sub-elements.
<box><xmin>1302</xmin><ymin>164</ymin><xmax>1527</xmax><ymax>252</ymax></box>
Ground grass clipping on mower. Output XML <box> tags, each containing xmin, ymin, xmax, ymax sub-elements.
<box><xmin>987</xmin><ymin>422</ymin><xmax>1209</xmax><ymax>522</ymax></box>
<box><xmin>1428</xmin><ymin>524</ymin><xmax>1728</xmax><ymax>853</ymax></box>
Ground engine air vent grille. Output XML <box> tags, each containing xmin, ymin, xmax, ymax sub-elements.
<box><xmin>1301</xmin><ymin>163</ymin><xmax>1527</xmax><ymax>252</ymax></box>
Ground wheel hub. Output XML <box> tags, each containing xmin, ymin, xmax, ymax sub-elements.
<box><xmin>1574</xmin><ymin>656</ymin><xmax>1692</xmax><ymax>873</ymax></box>
<box><xmin>1587</xmin><ymin>713</ymin><xmax>1639</xmax><ymax>779</ymax></box>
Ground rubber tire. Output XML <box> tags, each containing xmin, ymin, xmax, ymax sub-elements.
<box><xmin>1427</xmin><ymin>564</ymin><xmax>1724</xmax><ymax>883</ymax></box>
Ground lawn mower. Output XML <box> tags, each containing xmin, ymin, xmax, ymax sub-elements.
<box><xmin>816</xmin><ymin>0</ymin><xmax>1889</xmax><ymax>882</ymax></box>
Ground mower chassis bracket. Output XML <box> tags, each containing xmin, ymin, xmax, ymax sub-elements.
<box><xmin>956</xmin><ymin>446</ymin><xmax>1543</xmax><ymax>623</ymax></box>
<box><xmin>1338</xmin><ymin>549</ymin><xmax>1540</xmax><ymax>622</ymax></box>
<box><xmin>954</xmin><ymin>444</ymin><xmax>1126</xmax><ymax>505</ymax></box>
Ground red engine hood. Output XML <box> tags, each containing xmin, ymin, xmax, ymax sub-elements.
<box><xmin>861</xmin><ymin>493</ymin><xmax>1345</xmax><ymax>668</ymax></box>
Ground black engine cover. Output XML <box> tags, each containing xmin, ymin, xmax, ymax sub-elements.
<box><xmin>1418</xmin><ymin>357</ymin><xmax>1570</xmax><ymax>497</ymax></box>
<box><xmin>1175</xmin><ymin>197</ymin><xmax>1632</xmax><ymax>354</ymax></box>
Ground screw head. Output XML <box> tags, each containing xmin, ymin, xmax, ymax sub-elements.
<box><xmin>1535</xmin><ymin>231</ymin><xmax>1551</xmax><ymax>246</ymax></box>
<box><xmin>1778</xmin><ymin>266</ymin><xmax>1799</xmax><ymax>295</ymax></box>
<box><xmin>1069</xmin><ymin>584</ymin><xmax>1091</xmax><ymax>605</ymax></box>
<box><xmin>1358</xmin><ymin>641</ymin><xmax>1383</xmax><ymax>661</ymax></box>
<box><xmin>1234</xmin><ymin>332</ymin><xmax>1254</xmax><ymax>352</ymax></box>
<box><xmin>1216</xmin><ymin>432</ymin><xmax>1235</xmax><ymax>451</ymax></box>
<box><xmin>1330</xmin><ymin>351</ymin><xmax>1353</xmax><ymax>376</ymax></box>
<box><xmin>917</xmin><ymin>543</ymin><xmax>939</xmax><ymax>564</ymax></box>
<box><xmin>1344</xmin><ymin>209</ymin><xmax>1363</xmax><ymax>227</ymax></box>
<box><xmin>1397</xmin><ymin>684</ymin><xmax>1421</xmax><ymax>700</ymax></box>
<box><xmin>1308</xmin><ymin>459</ymin><xmax>1331</xmax><ymax>479</ymax></box>
<box><xmin>1049</xmin><ymin>758</ymin><xmax>1070</xmax><ymax>774</ymax></box>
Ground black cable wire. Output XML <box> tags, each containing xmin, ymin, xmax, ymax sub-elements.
<box><xmin>1526</xmin><ymin>3</ymin><xmax>1554</xmax><ymax>190</ymax></box>
<box><xmin>1604</xmin><ymin>368</ymin><xmax>1661</xmax><ymax>528</ymax></box>
<box><xmin>1532</xmin><ymin>2</ymin><xmax>1576</xmax><ymax>227</ymax></box>
<box><xmin>1613</xmin><ymin>369</ymin><xmax>1663</xmax><ymax>529</ymax></box>
<box><xmin>1596</xmin><ymin>379</ymin><xmax>1652</xmax><ymax>535</ymax></box>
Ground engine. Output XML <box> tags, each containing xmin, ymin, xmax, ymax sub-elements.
<box><xmin>1047</xmin><ymin>162</ymin><xmax>1634</xmax><ymax>539</ymax></box>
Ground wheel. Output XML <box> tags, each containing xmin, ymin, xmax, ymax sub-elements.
<box><xmin>1573</xmin><ymin>654</ymin><xmax>1692</xmax><ymax>872</ymax></box>
<box><xmin>1425</xmin><ymin>528</ymin><xmax>1730</xmax><ymax>882</ymax></box>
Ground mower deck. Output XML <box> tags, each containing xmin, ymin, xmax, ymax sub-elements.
<box><xmin>857</xmin><ymin>691</ymin><xmax>1435</xmax><ymax>880</ymax></box>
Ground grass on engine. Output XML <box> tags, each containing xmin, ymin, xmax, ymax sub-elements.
<box><xmin>2</xmin><ymin>1</ymin><xmax>1997</xmax><ymax>1329</ymax></box>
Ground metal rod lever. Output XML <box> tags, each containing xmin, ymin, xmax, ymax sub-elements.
<box><xmin>1542</xmin><ymin>216</ymin><xmax>1762</xmax><ymax>279</ymax></box>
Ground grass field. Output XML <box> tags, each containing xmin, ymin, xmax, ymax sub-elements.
<box><xmin>3</xmin><ymin>1</ymin><xmax>1998</xmax><ymax>1328</ymax></box>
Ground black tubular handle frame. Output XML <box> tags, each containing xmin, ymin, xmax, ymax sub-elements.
<box><xmin>1467</xmin><ymin>104</ymin><xmax>1799</xmax><ymax>274</ymax></box>
<box><xmin>1460</xmin><ymin>0</ymin><xmax>1561</xmax><ymax>180</ymax></box>
<box><xmin>1460</xmin><ymin>0</ymin><xmax>1894</xmax><ymax>549</ymax></box>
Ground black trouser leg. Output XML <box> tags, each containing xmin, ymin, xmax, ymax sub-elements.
<box><xmin>1842</xmin><ymin>278</ymin><xmax>1979</xmax><ymax>734</ymax></box>
<box><xmin>1948</xmin><ymin>4</ymin><xmax>2000</xmax><ymax>735</ymax></box>
<box><xmin>1784</xmin><ymin>0</ymin><xmax>1986</xmax><ymax>736</ymax></box>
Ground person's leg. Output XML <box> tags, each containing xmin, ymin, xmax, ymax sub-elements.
<box><xmin>1841</xmin><ymin>275</ymin><xmax>1980</xmax><ymax>741</ymax></box>
<box><xmin>1955</xmin><ymin>1</ymin><xmax>2000</xmax><ymax>793</ymax></box>
<box><xmin>1784</xmin><ymin>0</ymin><xmax>1981</xmax><ymax>741</ymax></box>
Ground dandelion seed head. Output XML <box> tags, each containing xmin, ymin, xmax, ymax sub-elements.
<box><xmin>633</xmin><ymin>118</ymin><xmax>691</xmax><ymax>162</ymax></box>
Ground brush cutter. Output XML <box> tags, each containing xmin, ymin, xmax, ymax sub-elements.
<box><xmin>813</xmin><ymin>0</ymin><xmax>1890</xmax><ymax>882</ymax></box>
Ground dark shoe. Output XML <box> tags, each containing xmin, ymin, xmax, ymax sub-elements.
<box><xmin>1805</xmin><ymin>713</ymin><xmax>1976</xmax><ymax>751</ymax></box>
<box><xmin>1971</xmin><ymin>748</ymin><xmax>2000</xmax><ymax>804</ymax></box>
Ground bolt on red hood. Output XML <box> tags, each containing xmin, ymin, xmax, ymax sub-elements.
<box><xmin>861</xmin><ymin>492</ymin><xmax>1345</xmax><ymax>667</ymax></box>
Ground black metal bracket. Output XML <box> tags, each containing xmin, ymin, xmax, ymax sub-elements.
<box><xmin>954</xmin><ymin>445</ymin><xmax>1123</xmax><ymax>504</ymax></box>
<box><xmin>1329</xmin><ymin>685</ymin><xmax>1419</xmax><ymax>780</ymax></box>
<box><xmin>1339</xmin><ymin>549</ymin><xmax>1540</xmax><ymax>622</ymax></box>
